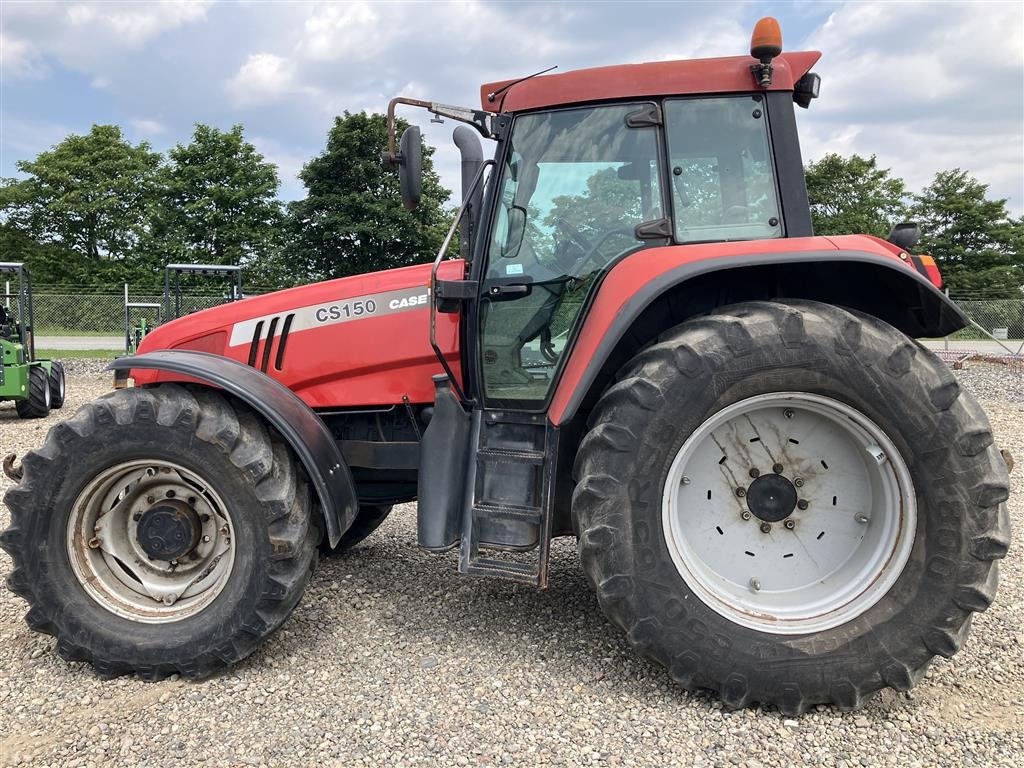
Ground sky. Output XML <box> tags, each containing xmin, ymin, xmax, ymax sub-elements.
<box><xmin>2</xmin><ymin>0</ymin><xmax>1023</xmax><ymax>214</ymax></box>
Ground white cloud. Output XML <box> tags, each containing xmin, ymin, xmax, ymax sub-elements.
<box><xmin>0</xmin><ymin>34</ymin><xmax>48</xmax><ymax>79</ymax></box>
<box><xmin>1</xmin><ymin>0</ymin><xmax>212</xmax><ymax>79</ymax></box>
<box><xmin>130</xmin><ymin>118</ymin><xmax>166</xmax><ymax>135</ymax></box>
<box><xmin>300</xmin><ymin>2</ymin><xmax>385</xmax><ymax>61</ymax></box>
<box><xmin>226</xmin><ymin>53</ymin><xmax>308</xmax><ymax>107</ymax></box>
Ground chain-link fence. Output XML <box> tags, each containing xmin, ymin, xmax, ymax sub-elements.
<box><xmin>6</xmin><ymin>287</ymin><xmax>1023</xmax><ymax>355</ymax></box>
<box><xmin>951</xmin><ymin>298</ymin><xmax>1024</xmax><ymax>343</ymax></box>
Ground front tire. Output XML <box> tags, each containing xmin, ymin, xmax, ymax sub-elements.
<box><xmin>1</xmin><ymin>384</ymin><xmax>318</xmax><ymax>679</ymax></box>
<box><xmin>572</xmin><ymin>300</ymin><xmax>1010</xmax><ymax>713</ymax></box>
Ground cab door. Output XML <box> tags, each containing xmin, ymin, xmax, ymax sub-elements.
<box><xmin>474</xmin><ymin>102</ymin><xmax>668</xmax><ymax>410</ymax></box>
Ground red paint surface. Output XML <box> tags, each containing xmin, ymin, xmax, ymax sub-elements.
<box><xmin>548</xmin><ymin>235</ymin><xmax>919</xmax><ymax>424</ymax></box>
<box><xmin>133</xmin><ymin>260</ymin><xmax>464</xmax><ymax>408</ymax></box>
<box><xmin>480</xmin><ymin>51</ymin><xmax>821</xmax><ymax>113</ymax></box>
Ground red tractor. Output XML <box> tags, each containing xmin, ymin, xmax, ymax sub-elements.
<box><xmin>2</xmin><ymin>19</ymin><xmax>1010</xmax><ymax>714</ymax></box>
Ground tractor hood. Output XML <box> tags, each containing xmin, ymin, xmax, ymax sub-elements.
<box><xmin>134</xmin><ymin>260</ymin><xmax>464</xmax><ymax>409</ymax></box>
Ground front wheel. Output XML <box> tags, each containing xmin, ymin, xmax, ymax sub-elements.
<box><xmin>1</xmin><ymin>384</ymin><xmax>318</xmax><ymax>679</ymax></box>
<box><xmin>573</xmin><ymin>300</ymin><xmax>1010</xmax><ymax>713</ymax></box>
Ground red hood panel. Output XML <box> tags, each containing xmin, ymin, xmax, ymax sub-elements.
<box><xmin>135</xmin><ymin>261</ymin><xmax>463</xmax><ymax>408</ymax></box>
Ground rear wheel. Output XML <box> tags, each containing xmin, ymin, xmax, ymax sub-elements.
<box><xmin>48</xmin><ymin>361</ymin><xmax>66</xmax><ymax>409</ymax></box>
<box><xmin>1</xmin><ymin>384</ymin><xmax>318</xmax><ymax>679</ymax></box>
<box><xmin>573</xmin><ymin>300</ymin><xmax>1010</xmax><ymax>713</ymax></box>
<box><xmin>15</xmin><ymin>365</ymin><xmax>50</xmax><ymax>419</ymax></box>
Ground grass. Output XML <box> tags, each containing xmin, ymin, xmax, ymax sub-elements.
<box><xmin>36</xmin><ymin>349</ymin><xmax>118</xmax><ymax>359</ymax></box>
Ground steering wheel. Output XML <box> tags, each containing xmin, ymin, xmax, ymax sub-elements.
<box><xmin>552</xmin><ymin>217</ymin><xmax>593</xmax><ymax>271</ymax></box>
<box><xmin>567</xmin><ymin>227</ymin><xmax>639</xmax><ymax>276</ymax></box>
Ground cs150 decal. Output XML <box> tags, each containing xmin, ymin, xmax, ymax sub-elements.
<box><xmin>228</xmin><ymin>286</ymin><xmax>430</xmax><ymax>347</ymax></box>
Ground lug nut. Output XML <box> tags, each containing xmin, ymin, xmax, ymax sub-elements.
<box><xmin>749</xmin><ymin>578</ymin><xmax>761</xmax><ymax>592</ymax></box>
<box><xmin>772</xmin><ymin>463</ymin><xmax>784</xmax><ymax>474</ymax></box>
<box><xmin>784</xmin><ymin>409</ymin><xmax>794</xmax><ymax>419</ymax></box>
<box><xmin>88</xmin><ymin>536</ymin><xmax>101</xmax><ymax>549</ymax></box>
<box><xmin>735</xmin><ymin>488</ymin><xmax>746</xmax><ymax>498</ymax></box>
<box><xmin>784</xmin><ymin>520</ymin><xmax>795</xmax><ymax>530</ymax></box>
<box><xmin>856</xmin><ymin>514</ymin><xmax>869</xmax><ymax>524</ymax></box>
<box><xmin>681</xmin><ymin>476</ymin><xmax>691</xmax><ymax>485</ymax></box>
<box><xmin>188</xmin><ymin>497</ymin><xmax>196</xmax><ymax>505</ymax></box>
<box><xmin>760</xmin><ymin>522</ymin><xmax>771</xmax><ymax>533</ymax></box>
<box><xmin>749</xmin><ymin>468</ymin><xmax>760</xmax><ymax>479</ymax></box>
<box><xmin>132</xmin><ymin>512</ymin><xmax>142</xmax><ymax>522</ymax></box>
<box><xmin>166</xmin><ymin>490</ymin><xmax>176</xmax><ymax>498</ymax></box>
<box><xmin>741</xmin><ymin>511</ymin><xmax>752</xmax><ymax>520</ymax></box>
<box><xmin>202</xmin><ymin>535</ymin><xmax>211</xmax><ymax>543</ymax></box>
<box><xmin>797</xmin><ymin>499</ymin><xmax>809</xmax><ymax>510</ymax></box>
<box><xmin>794</xmin><ymin>477</ymin><xmax>804</xmax><ymax>487</ymax></box>
<box><xmin>146</xmin><ymin>495</ymin><xmax>155</xmax><ymax>504</ymax></box>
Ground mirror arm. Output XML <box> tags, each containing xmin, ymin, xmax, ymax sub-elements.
<box><xmin>385</xmin><ymin>97</ymin><xmax>494</xmax><ymax>165</ymax></box>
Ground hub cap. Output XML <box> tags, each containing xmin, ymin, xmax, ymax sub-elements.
<box><xmin>67</xmin><ymin>460</ymin><xmax>235</xmax><ymax>623</ymax></box>
<box><xmin>662</xmin><ymin>393</ymin><xmax>916</xmax><ymax>635</ymax></box>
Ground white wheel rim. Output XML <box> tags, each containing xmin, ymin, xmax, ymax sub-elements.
<box><xmin>662</xmin><ymin>392</ymin><xmax>916</xmax><ymax>635</ymax></box>
<box><xmin>67</xmin><ymin>460</ymin><xmax>236</xmax><ymax>624</ymax></box>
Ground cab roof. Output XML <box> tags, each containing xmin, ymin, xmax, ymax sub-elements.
<box><xmin>480</xmin><ymin>51</ymin><xmax>821</xmax><ymax>114</ymax></box>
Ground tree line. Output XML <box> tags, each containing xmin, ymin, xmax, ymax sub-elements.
<box><xmin>1</xmin><ymin>118</ymin><xmax>1021</xmax><ymax>299</ymax></box>
<box><xmin>0</xmin><ymin>114</ymin><xmax>451</xmax><ymax>292</ymax></box>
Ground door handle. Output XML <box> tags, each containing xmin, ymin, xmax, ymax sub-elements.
<box><xmin>486</xmin><ymin>283</ymin><xmax>531</xmax><ymax>299</ymax></box>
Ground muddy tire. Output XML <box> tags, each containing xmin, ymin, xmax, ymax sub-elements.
<box><xmin>320</xmin><ymin>504</ymin><xmax>392</xmax><ymax>554</ymax></box>
<box><xmin>0</xmin><ymin>384</ymin><xmax>318</xmax><ymax>680</ymax></box>
<box><xmin>15</xmin><ymin>365</ymin><xmax>51</xmax><ymax>419</ymax></box>
<box><xmin>572</xmin><ymin>300</ymin><xmax>1010</xmax><ymax>714</ymax></box>
<box><xmin>48</xmin><ymin>361</ymin><xmax>66</xmax><ymax>409</ymax></box>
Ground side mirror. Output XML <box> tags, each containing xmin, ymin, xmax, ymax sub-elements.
<box><xmin>398</xmin><ymin>126</ymin><xmax>422</xmax><ymax>211</ymax></box>
<box><xmin>888</xmin><ymin>222</ymin><xmax>921</xmax><ymax>251</ymax></box>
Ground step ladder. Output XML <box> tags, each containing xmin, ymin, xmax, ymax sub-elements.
<box><xmin>458</xmin><ymin>410</ymin><xmax>557</xmax><ymax>587</ymax></box>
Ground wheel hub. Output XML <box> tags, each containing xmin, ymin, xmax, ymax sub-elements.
<box><xmin>137</xmin><ymin>499</ymin><xmax>201</xmax><ymax>561</ymax></box>
<box><xmin>746</xmin><ymin>473</ymin><xmax>797</xmax><ymax>523</ymax></box>
<box><xmin>662</xmin><ymin>392</ymin><xmax>916</xmax><ymax>635</ymax></box>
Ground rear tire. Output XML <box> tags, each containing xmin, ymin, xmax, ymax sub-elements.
<box><xmin>48</xmin><ymin>361</ymin><xmax>66</xmax><ymax>409</ymax></box>
<box><xmin>572</xmin><ymin>300</ymin><xmax>1010</xmax><ymax>713</ymax></box>
<box><xmin>15</xmin><ymin>365</ymin><xmax>50</xmax><ymax>419</ymax></box>
<box><xmin>1</xmin><ymin>384</ymin><xmax>318</xmax><ymax>679</ymax></box>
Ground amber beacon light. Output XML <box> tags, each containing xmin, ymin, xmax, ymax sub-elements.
<box><xmin>750</xmin><ymin>16</ymin><xmax>783</xmax><ymax>87</ymax></box>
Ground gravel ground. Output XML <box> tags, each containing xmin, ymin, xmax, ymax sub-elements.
<box><xmin>1</xmin><ymin>359</ymin><xmax>1021</xmax><ymax>768</ymax></box>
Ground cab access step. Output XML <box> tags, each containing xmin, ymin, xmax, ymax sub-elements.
<box><xmin>417</xmin><ymin>375</ymin><xmax>557</xmax><ymax>587</ymax></box>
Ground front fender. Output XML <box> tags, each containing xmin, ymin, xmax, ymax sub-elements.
<box><xmin>109</xmin><ymin>350</ymin><xmax>356</xmax><ymax>547</ymax></box>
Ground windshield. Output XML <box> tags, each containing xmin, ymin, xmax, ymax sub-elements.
<box><xmin>480</xmin><ymin>103</ymin><xmax>663</xmax><ymax>406</ymax></box>
<box><xmin>664</xmin><ymin>96</ymin><xmax>782</xmax><ymax>242</ymax></box>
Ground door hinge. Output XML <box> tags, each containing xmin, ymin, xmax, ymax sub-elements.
<box><xmin>434</xmin><ymin>279</ymin><xmax>478</xmax><ymax>313</ymax></box>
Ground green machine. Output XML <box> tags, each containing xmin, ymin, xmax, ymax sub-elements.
<box><xmin>0</xmin><ymin>262</ymin><xmax>65</xmax><ymax>419</ymax></box>
<box><xmin>123</xmin><ymin>263</ymin><xmax>243</xmax><ymax>354</ymax></box>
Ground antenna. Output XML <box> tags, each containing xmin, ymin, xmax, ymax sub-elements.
<box><xmin>487</xmin><ymin>65</ymin><xmax>558</xmax><ymax>104</ymax></box>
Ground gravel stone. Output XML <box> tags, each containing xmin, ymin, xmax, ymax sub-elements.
<box><xmin>1</xmin><ymin>362</ymin><xmax>1021</xmax><ymax>767</ymax></box>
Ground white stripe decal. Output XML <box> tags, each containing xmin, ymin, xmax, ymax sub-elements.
<box><xmin>228</xmin><ymin>286</ymin><xmax>430</xmax><ymax>347</ymax></box>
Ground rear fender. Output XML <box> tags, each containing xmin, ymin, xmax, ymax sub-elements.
<box><xmin>549</xmin><ymin>248</ymin><xmax>967</xmax><ymax>425</ymax></box>
<box><xmin>109</xmin><ymin>350</ymin><xmax>356</xmax><ymax>547</ymax></box>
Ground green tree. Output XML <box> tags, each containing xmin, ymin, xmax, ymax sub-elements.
<box><xmin>1</xmin><ymin>125</ymin><xmax>161</xmax><ymax>262</ymax></box>
<box><xmin>804</xmin><ymin>153</ymin><xmax>908</xmax><ymax>238</ymax></box>
<box><xmin>149</xmin><ymin>124</ymin><xmax>283</xmax><ymax>272</ymax></box>
<box><xmin>911</xmin><ymin>169</ymin><xmax>1023</xmax><ymax>296</ymax></box>
<box><xmin>285</xmin><ymin>111</ymin><xmax>451</xmax><ymax>282</ymax></box>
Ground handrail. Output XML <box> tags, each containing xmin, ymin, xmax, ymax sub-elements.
<box><xmin>429</xmin><ymin>159</ymin><xmax>495</xmax><ymax>404</ymax></box>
